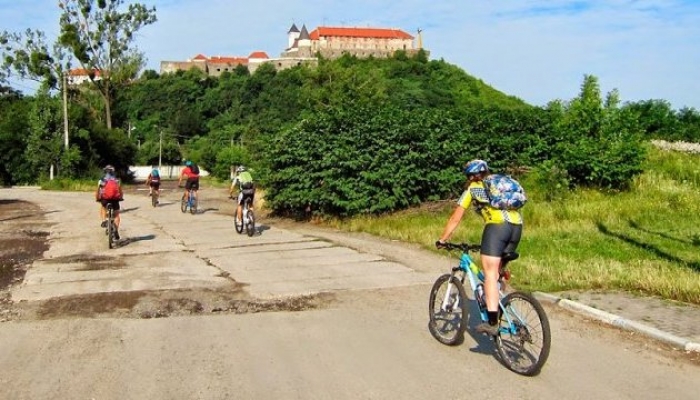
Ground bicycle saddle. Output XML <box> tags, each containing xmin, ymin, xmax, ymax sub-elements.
<box><xmin>502</xmin><ymin>252</ymin><xmax>519</xmax><ymax>262</ymax></box>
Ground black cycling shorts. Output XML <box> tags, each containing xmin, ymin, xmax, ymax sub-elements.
<box><xmin>480</xmin><ymin>222</ymin><xmax>522</xmax><ymax>257</ymax></box>
<box><xmin>185</xmin><ymin>178</ymin><xmax>199</xmax><ymax>191</ymax></box>
<box><xmin>100</xmin><ymin>199</ymin><xmax>121</xmax><ymax>211</ymax></box>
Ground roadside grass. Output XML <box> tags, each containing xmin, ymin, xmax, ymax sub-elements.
<box><xmin>39</xmin><ymin>175</ymin><xmax>225</xmax><ymax>192</ymax></box>
<box><xmin>325</xmin><ymin>147</ymin><xmax>700</xmax><ymax>305</ymax></box>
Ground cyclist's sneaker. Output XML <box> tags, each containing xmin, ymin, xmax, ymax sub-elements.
<box><xmin>100</xmin><ymin>220</ymin><xmax>107</xmax><ymax>228</ymax></box>
<box><xmin>475</xmin><ymin>322</ymin><xmax>499</xmax><ymax>336</ymax></box>
<box><xmin>114</xmin><ymin>230</ymin><xmax>120</xmax><ymax>241</ymax></box>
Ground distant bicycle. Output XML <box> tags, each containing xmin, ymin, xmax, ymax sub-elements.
<box><xmin>234</xmin><ymin>196</ymin><xmax>255</xmax><ymax>237</ymax></box>
<box><xmin>105</xmin><ymin>203</ymin><xmax>119</xmax><ymax>249</ymax></box>
<box><xmin>428</xmin><ymin>242</ymin><xmax>551</xmax><ymax>376</ymax></box>
<box><xmin>180</xmin><ymin>188</ymin><xmax>197</xmax><ymax>214</ymax></box>
<box><xmin>150</xmin><ymin>189</ymin><xmax>159</xmax><ymax>207</ymax></box>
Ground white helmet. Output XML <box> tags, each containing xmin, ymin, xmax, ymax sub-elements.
<box><xmin>236</xmin><ymin>165</ymin><xmax>246</xmax><ymax>173</ymax></box>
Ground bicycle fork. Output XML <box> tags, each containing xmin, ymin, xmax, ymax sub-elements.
<box><xmin>440</xmin><ymin>271</ymin><xmax>462</xmax><ymax>311</ymax></box>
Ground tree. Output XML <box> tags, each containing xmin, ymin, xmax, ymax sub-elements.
<box><xmin>549</xmin><ymin>75</ymin><xmax>646</xmax><ymax>189</ymax></box>
<box><xmin>58</xmin><ymin>0</ymin><xmax>157</xmax><ymax>129</ymax></box>
<box><xmin>0</xmin><ymin>29</ymin><xmax>67</xmax><ymax>90</ymax></box>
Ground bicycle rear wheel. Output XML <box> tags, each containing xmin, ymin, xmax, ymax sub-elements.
<box><xmin>245</xmin><ymin>209</ymin><xmax>255</xmax><ymax>237</ymax></box>
<box><xmin>495</xmin><ymin>291</ymin><xmax>551</xmax><ymax>376</ymax></box>
<box><xmin>428</xmin><ymin>274</ymin><xmax>468</xmax><ymax>346</ymax></box>
<box><xmin>152</xmin><ymin>192</ymin><xmax>158</xmax><ymax>207</ymax></box>
<box><xmin>107</xmin><ymin>209</ymin><xmax>114</xmax><ymax>249</ymax></box>
<box><xmin>190</xmin><ymin>193</ymin><xmax>197</xmax><ymax>214</ymax></box>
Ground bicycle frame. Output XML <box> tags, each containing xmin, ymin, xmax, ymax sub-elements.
<box><xmin>442</xmin><ymin>250</ymin><xmax>520</xmax><ymax>336</ymax></box>
<box><xmin>441</xmin><ymin>252</ymin><xmax>488</xmax><ymax>321</ymax></box>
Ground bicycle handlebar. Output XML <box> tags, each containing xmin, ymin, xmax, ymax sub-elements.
<box><xmin>435</xmin><ymin>241</ymin><xmax>481</xmax><ymax>252</ymax></box>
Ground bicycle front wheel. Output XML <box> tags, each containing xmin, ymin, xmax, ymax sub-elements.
<box><xmin>234</xmin><ymin>214</ymin><xmax>244</xmax><ymax>234</ymax></box>
<box><xmin>428</xmin><ymin>274</ymin><xmax>468</xmax><ymax>346</ymax></box>
<box><xmin>180</xmin><ymin>195</ymin><xmax>187</xmax><ymax>213</ymax></box>
<box><xmin>495</xmin><ymin>291</ymin><xmax>551</xmax><ymax>376</ymax></box>
<box><xmin>245</xmin><ymin>210</ymin><xmax>255</xmax><ymax>236</ymax></box>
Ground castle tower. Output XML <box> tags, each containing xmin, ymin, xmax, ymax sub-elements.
<box><xmin>287</xmin><ymin>23</ymin><xmax>300</xmax><ymax>49</ymax></box>
<box><xmin>298</xmin><ymin>24</ymin><xmax>311</xmax><ymax>48</ymax></box>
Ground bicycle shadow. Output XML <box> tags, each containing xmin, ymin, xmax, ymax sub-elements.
<box><xmin>120</xmin><ymin>207</ymin><xmax>140</xmax><ymax>214</ymax></box>
<box><xmin>152</xmin><ymin>201</ymin><xmax>176</xmax><ymax>208</ymax></box>
<box><xmin>465</xmin><ymin>301</ymin><xmax>496</xmax><ymax>355</ymax></box>
<box><xmin>198</xmin><ymin>207</ymin><xmax>219</xmax><ymax>214</ymax></box>
<box><xmin>117</xmin><ymin>234</ymin><xmax>156</xmax><ymax>247</ymax></box>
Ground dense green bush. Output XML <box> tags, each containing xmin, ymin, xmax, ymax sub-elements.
<box><xmin>264</xmin><ymin>101</ymin><xmax>554</xmax><ymax>217</ymax></box>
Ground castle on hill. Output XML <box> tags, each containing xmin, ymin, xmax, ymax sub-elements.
<box><xmin>159</xmin><ymin>23</ymin><xmax>427</xmax><ymax>76</ymax></box>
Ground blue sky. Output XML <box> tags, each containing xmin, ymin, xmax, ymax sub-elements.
<box><xmin>2</xmin><ymin>0</ymin><xmax>699</xmax><ymax>110</ymax></box>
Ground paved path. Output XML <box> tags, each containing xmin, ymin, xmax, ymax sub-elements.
<box><xmin>7</xmin><ymin>187</ymin><xmax>432</xmax><ymax>302</ymax></box>
<box><xmin>4</xmin><ymin>186</ymin><xmax>700</xmax><ymax>354</ymax></box>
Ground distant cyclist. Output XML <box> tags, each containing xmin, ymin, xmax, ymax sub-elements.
<box><xmin>146</xmin><ymin>167</ymin><xmax>161</xmax><ymax>201</ymax></box>
<box><xmin>178</xmin><ymin>160</ymin><xmax>200</xmax><ymax>203</ymax></box>
<box><xmin>95</xmin><ymin>165</ymin><xmax>124</xmax><ymax>240</ymax></box>
<box><xmin>229</xmin><ymin>165</ymin><xmax>255</xmax><ymax>224</ymax></box>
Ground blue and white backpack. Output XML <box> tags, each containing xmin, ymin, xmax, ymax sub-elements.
<box><xmin>483</xmin><ymin>174</ymin><xmax>527</xmax><ymax>210</ymax></box>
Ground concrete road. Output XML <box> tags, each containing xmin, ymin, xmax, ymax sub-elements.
<box><xmin>0</xmin><ymin>187</ymin><xmax>699</xmax><ymax>400</ymax></box>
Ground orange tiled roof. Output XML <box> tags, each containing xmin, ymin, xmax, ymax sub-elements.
<box><xmin>309</xmin><ymin>27</ymin><xmax>413</xmax><ymax>40</ymax></box>
<box><xmin>192</xmin><ymin>54</ymin><xmax>208</xmax><ymax>60</ymax></box>
<box><xmin>248</xmin><ymin>51</ymin><xmax>269</xmax><ymax>59</ymax></box>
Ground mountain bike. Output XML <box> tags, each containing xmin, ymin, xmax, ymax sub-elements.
<box><xmin>428</xmin><ymin>242</ymin><xmax>551</xmax><ymax>376</ymax></box>
<box><xmin>234</xmin><ymin>196</ymin><xmax>255</xmax><ymax>237</ymax></box>
<box><xmin>180</xmin><ymin>189</ymin><xmax>197</xmax><ymax>214</ymax></box>
<box><xmin>105</xmin><ymin>203</ymin><xmax>119</xmax><ymax>249</ymax></box>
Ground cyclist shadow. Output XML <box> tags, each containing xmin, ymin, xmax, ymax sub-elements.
<box><xmin>198</xmin><ymin>207</ymin><xmax>219</xmax><ymax>214</ymax></box>
<box><xmin>465</xmin><ymin>301</ymin><xmax>496</xmax><ymax>355</ymax></box>
<box><xmin>117</xmin><ymin>234</ymin><xmax>156</xmax><ymax>247</ymax></box>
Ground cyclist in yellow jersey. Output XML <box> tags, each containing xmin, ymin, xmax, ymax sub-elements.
<box><xmin>437</xmin><ymin>159</ymin><xmax>523</xmax><ymax>336</ymax></box>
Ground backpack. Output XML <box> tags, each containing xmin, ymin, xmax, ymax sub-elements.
<box><xmin>102</xmin><ymin>178</ymin><xmax>121</xmax><ymax>200</ymax></box>
<box><xmin>483</xmin><ymin>174</ymin><xmax>527</xmax><ymax>210</ymax></box>
<box><xmin>149</xmin><ymin>170</ymin><xmax>160</xmax><ymax>184</ymax></box>
<box><xmin>190</xmin><ymin>164</ymin><xmax>200</xmax><ymax>175</ymax></box>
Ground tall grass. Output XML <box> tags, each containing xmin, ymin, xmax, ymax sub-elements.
<box><xmin>328</xmin><ymin>147</ymin><xmax>700</xmax><ymax>304</ymax></box>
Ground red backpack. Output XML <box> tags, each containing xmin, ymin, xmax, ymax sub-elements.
<box><xmin>102</xmin><ymin>178</ymin><xmax>121</xmax><ymax>200</ymax></box>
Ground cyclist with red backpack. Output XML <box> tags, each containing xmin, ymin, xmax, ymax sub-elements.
<box><xmin>178</xmin><ymin>160</ymin><xmax>200</xmax><ymax>203</ymax></box>
<box><xmin>95</xmin><ymin>165</ymin><xmax>124</xmax><ymax>240</ymax></box>
<box><xmin>436</xmin><ymin>159</ymin><xmax>526</xmax><ymax>336</ymax></box>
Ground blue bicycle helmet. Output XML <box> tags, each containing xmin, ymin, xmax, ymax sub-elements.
<box><xmin>464</xmin><ymin>159</ymin><xmax>489</xmax><ymax>176</ymax></box>
<box><xmin>185</xmin><ymin>160</ymin><xmax>193</xmax><ymax>167</ymax></box>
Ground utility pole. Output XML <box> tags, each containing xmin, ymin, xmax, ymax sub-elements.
<box><xmin>62</xmin><ymin>72</ymin><xmax>69</xmax><ymax>149</ymax></box>
<box><xmin>158</xmin><ymin>129</ymin><xmax>163</xmax><ymax>170</ymax></box>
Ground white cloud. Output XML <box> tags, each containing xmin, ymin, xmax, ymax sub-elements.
<box><xmin>2</xmin><ymin>0</ymin><xmax>698</xmax><ymax>109</ymax></box>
